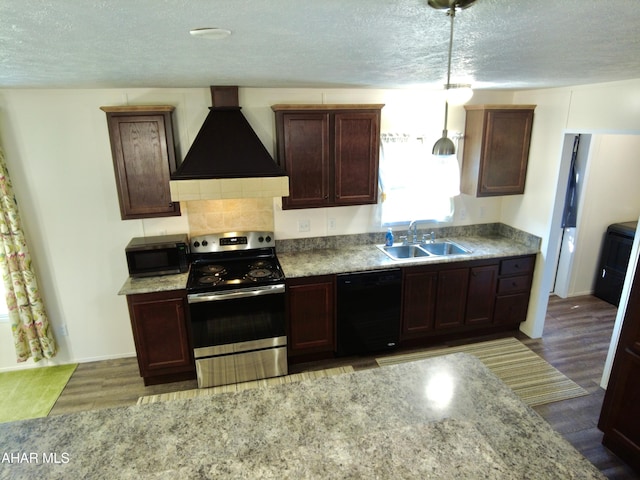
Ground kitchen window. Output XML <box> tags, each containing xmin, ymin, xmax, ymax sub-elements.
<box><xmin>379</xmin><ymin>134</ymin><xmax>460</xmax><ymax>225</ymax></box>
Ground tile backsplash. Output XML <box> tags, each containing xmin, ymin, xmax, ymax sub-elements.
<box><xmin>185</xmin><ymin>199</ymin><xmax>274</xmax><ymax>236</ymax></box>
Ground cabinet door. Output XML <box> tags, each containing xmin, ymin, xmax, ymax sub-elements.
<box><xmin>279</xmin><ymin>113</ymin><xmax>331</xmax><ymax>209</ymax></box>
<box><xmin>104</xmin><ymin>108</ymin><xmax>181</xmax><ymax>220</ymax></box>
<box><xmin>401</xmin><ymin>269</ymin><xmax>437</xmax><ymax>339</ymax></box>
<box><xmin>435</xmin><ymin>268</ymin><xmax>469</xmax><ymax>329</ymax></box>
<box><xmin>287</xmin><ymin>276</ymin><xmax>335</xmax><ymax>355</ymax></box>
<box><xmin>598</xmin><ymin>260</ymin><xmax>640</xmax><ymax>471</ymax></box>
<box><xmin>493</xmin><ymin>293</ymin><xmax>529</xmax><ymax>325</ymax></box>
<box><xmin>334</xmin><ymin>111</ymin><xmax>380</xmax><ymax>205</ymax></box>
<box><xmin>479</xmin><ymin>109</ymin><xmax>533</xmax><ymax>196</ymax></box>
<box><xmin>127</xmin><ymin>291</ymin><xmax>193</xmax><ymax>381</ymax></box>
<box><xmin>465</xmin><ymin>264</ymin><xmax>498</xmax><ymax>326</ymax></box>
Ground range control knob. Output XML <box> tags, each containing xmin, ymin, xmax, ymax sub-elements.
<box><xmin>258</xmin><ymin>236</ymin><xmax>264</xmax><ymax>243</ymax></box>
<box><xmin>265</xmin><ymin>235</ymin><xmax>272</xmax><ymax>243</ymax></box>
<box><xmin>193</xmin><ymin>241</ymin><xmax>200</xmax><ymax>248</ymax></box>
<box><xmin>201</xmin><ymin>240</ymin><xmax>208</xmax><ymax>246</ymax></box>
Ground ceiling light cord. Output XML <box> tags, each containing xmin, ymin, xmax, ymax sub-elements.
<box><xmin>442</xmin><ymin>6</ymin><xmax>456</xmax><ymax>136</ymax></box>
<box><xmin>432</xmin><ymin>4</ymin><xmax>459</xmax><ymax>156</ymax></box>
<box><xmin>430</xmin><ymin>0</ymin><xmax>477</xmax><ymax>155</ymax></box>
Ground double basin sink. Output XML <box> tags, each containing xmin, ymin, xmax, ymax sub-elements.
<box><xmin>377</xmin><ymin>240</ymin><xmax>471</xmax><ymax>261</ymax></box>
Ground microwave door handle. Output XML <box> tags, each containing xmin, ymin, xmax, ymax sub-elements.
<box><xmin>187</xmin><ymin>284</ymin><xmax>285</xmax><ymax>304</ymax></box>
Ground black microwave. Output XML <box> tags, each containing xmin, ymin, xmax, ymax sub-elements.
<box><xmin>125</xmin><ymin>234</ymin><xmax>190</xmax><ymax>278</ymax></box>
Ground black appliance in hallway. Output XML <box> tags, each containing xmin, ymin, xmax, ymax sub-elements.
<box><xmin>594</xmin><ymin>221</ymin><xmax>637</xmax><ymax>306</ymax></box>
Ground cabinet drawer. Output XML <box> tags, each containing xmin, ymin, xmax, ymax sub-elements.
<box><xmin>500</xmin><ymin>256</ymin><xmax>534</xmax><ymax>276</ymax></box>
<box><xmin>497</xmin><ymin>275</ymin><xmax>532</xmax><ymax>294</ymax></box>
<box><xmin>494</xmin><ymin>293</ymin><xmax>529</xmax><ymax>325</ymax></box>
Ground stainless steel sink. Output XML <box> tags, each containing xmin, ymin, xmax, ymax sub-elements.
<box><xmin>377</xmin><ymin>240</ymin><xmax>471</xmax><ymax>260</ymax></box>
<box><xmin>377</xmin><ymin>244</ymin><xmax>432</xmax><ymax>260</ymax></box>
<box><xmin>419</xmin><ymin>240</ymin><xmax>471</xmax><ymax>256</ymax></box>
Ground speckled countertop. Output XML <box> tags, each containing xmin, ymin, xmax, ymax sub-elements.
<box><xmin>0</xmin><ymin>354</ymin><xmax>602</xmax><ymax>479</ymax></box>
<box><xmin>118</xmin><ymin>223</ymin><xmax>541</xmax><ymax>294</ymax></box>
<box><xmin>277</xmin><ymin>223</ymin><xmax>540</xmax><ymax>279</ymax></box>
<box><xmin>118</xmin><ymin>272</ymin><xmax>189</xmax><ymax>296</ymax></box>
<box><xmin>278</xmin><ymin>233</ymin><xmax>539</xmax><ymax>279</ymax></box>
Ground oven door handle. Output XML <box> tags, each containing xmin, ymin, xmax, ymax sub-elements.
<box><xmin>187</xmin><ymin>284</ymin><xmax>286</xmax><ymax>303</ymax></box>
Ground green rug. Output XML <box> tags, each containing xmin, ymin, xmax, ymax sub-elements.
<box><xmin>0</xmin><ymin>363</ymin><xmax>77</xmax><ymax>423</ymax></box>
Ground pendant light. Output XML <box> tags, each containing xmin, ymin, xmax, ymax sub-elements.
<box><xmin>430</xmin><ymin>0</ymin><xmax>476</xmax><ymax>156</ymax></box>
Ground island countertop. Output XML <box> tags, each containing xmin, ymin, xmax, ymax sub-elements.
<box><xmin>0</xmin><ymin>353</ymin><xmax>602</xmax><ymax>479</ymax></box>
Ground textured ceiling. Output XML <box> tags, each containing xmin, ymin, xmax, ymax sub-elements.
<box><xmin>1</xmin><ymin>0</ymin><xmax>640</xmax><ymax>90</ymax></box>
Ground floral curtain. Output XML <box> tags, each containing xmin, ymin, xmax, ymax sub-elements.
<box><xmin>0</xmin><ymin>147</ymin><xmax>56</xmax><ymax>362</ymax></box>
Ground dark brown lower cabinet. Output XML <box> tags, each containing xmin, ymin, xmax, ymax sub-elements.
<box><xmin>286</xmin><ymin>254</ymin><xmax>536</xmax><ymax>358</ymax></box>
<box><xmin>286</xmin><ymin>275</ymin><xmax>336</xmax><ymax>359</ymax></box>
<box><xmin>400</xmin><ymin>255</ymin><xmax>535</xmax><ymax>343</ymax></box>
<box><xmin>126</xmin><ymin>290</ymin><xmax>195</xmax><ymax>385</ymax></box>
<box><xmin>598</xmin><ymin>259</ymin><xmax>640</xmax><ymax>473</ymax></box>
<box><xmin>465</xmin><ymin>265</ymin><xmax>499</xmax><ymax>326</ymax></box>
<box><xmin>401</xmin><ymin>265</ymin><xmax>469</xmax><ymax>338</ymax></box>
<box><xmin>401</xmin><ymin>268</ymin><xmax>437</xmax><ymax>338</ymax></box>
<box><xmin>434</xmin><ymin>268</ymin><xmax>469</xmax><ymax>329</ymax></box>
<box><xmin>494</xmin><ymin>256</ymin><xmax>535</xmax><ymax>326</ymax></box>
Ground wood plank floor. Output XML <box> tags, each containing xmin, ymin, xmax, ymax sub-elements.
<box><xmin>50</xmin><ymin>294</ymin><xmax>639</xmax><ymax>479</ymax></box>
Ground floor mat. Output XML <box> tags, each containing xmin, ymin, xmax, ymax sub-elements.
<box><xmin>376</xmin><ymin>337</ymin><xmax>588</xmax><ymax>407</ymax></box>
<box><xmin>0</xmin><ymin>363</ymin><xmax>78</xmax><ymax>423</ymax></box>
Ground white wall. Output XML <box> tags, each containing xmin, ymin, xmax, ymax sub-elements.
<box><xmin>0</xmin><ymin>89</ymin><xmax>197</xmax><ymax>370</ymax></box>
<box><xmin>569</xmin><ymin>135</ymin><xmax>640</xmax><ymax>295</ymax></box>
<box><xmin>0</xmin><ymin>86</ymin><xmax>510</xmax><ymax>370</ymax></box>
<box><xmin>511</xmin><ymin>79</ymin><xmax>640</xmax><ymax>341</ymax></box>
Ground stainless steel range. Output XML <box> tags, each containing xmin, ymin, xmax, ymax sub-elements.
<box><xmin>186</xmin><ymin>231</ymin><xmax>287</xmax><ymax>388</ymax></box>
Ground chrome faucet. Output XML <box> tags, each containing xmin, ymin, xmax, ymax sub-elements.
<box><xmin>407</xmin><ymin>220</ymin><xmax>419</xmax><ymax>244</ymax></box>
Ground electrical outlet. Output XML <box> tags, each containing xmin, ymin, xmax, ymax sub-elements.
<box><xmin>56</xmin><ymin>324</ymin><xmax>69</xmax><ymax>337</ymax></box>
<box><xmin>298</xmin><ymin>219</ymin><xmax>310</xmax><ymax>232</ymax></box>
<box><xmin>459</xmin><ymin>208</ymin><xmax>467</xmax><ymax>220</ymax></box>
<box><xmin>328</xmin><ymin>218</ymin><xmax>336</xmax><ymax>231</ymax></box>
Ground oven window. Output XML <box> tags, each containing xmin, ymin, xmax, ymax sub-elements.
<box><xmin>189</xmin><ymin>294</ymin><xmax>285</xmax><ymax>348</ymax></box>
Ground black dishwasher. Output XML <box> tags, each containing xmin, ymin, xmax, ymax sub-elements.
<box><xmin>337</xmin><ymin>269</ymin><xmax>402</xmax><ymax>356</ymax></box>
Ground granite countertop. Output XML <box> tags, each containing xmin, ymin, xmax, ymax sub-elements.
<box><xmin>118</xmin><ymin>272</ymin><xmax>189</xmax><ymax>296</ymax></box>
<box><xmin>0</xmin><ymin>353</ymin><xmax>602</xmax><ymax>479</ymax></box>
<box><xmin>278</xmin><ymin>233</ymin><xmax>539</xmax><ymax>279</ymax></box>
<box><xmin>118</xmin><ymin>224</ymin><xmax>541</xmax><ymax>294</ymax></box>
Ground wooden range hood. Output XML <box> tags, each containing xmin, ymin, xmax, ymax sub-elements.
<box><xmin>169</xmin><ymin>86</ymin><xmax>289</xmax><ymax>201</ymax></box>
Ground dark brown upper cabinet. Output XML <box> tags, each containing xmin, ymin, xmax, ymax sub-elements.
<box><xmin>272</xmin><ymin>104</ymin><xmax>383</xmax><ymax>209</ymax></box>
<box><xmin>101</xmin><ymin>106</ymin><xmax>181</xmax><ymax>220</ymax></box>
<box><xmin>461</xmin><ymin>105</ymin><xmax>535</xmax><ymax>197</ymax></box>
